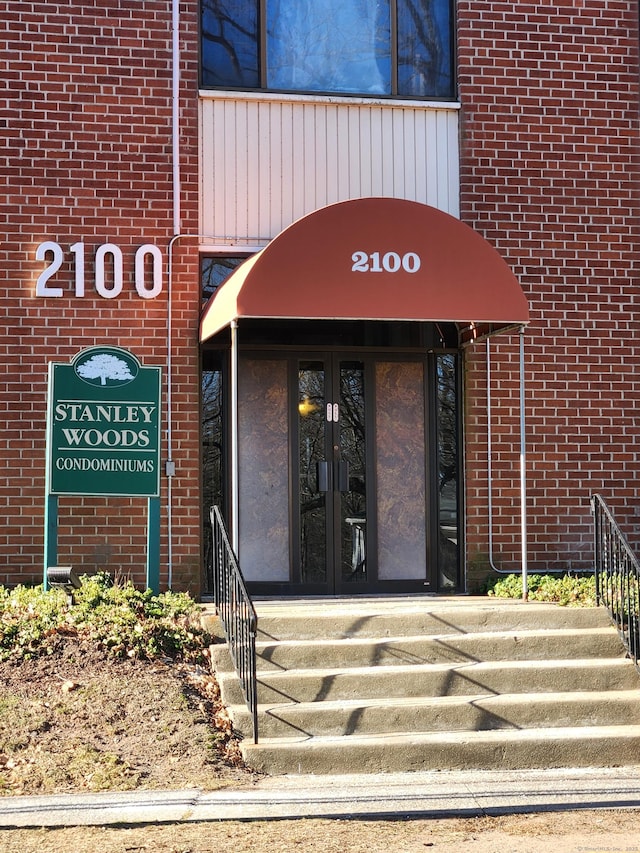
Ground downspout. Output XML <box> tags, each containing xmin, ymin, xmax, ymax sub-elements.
<box><xmin>172</xmin><ymin>0</ymin><xmax>181</xmax><ymax>236</ymax></box>
<box><xmin>166</xmin><ymin>0</ymin><xmax>181</xmax><ymax>589</ymax></box>
<box><xmin>165</xmin><ymin>235</ymin><xmax>179</xmax><ymax>590</ymax></box>
<box><xmin>486</xmin><ymin>329</ymin><xmax>528</xmax><ymax>600</ymax></box>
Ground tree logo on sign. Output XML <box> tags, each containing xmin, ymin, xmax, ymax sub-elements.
<box><xmin>73</xmin><ymin>347</ymin><xmax>139</xmax><ymax>387</ymax></box>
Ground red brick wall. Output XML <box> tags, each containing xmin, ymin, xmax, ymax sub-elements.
<box><xmin>457</xmin><ymin>1</ymin><xmax>640</xmax><ymax>584</ymax></box>
<box><xmin>5</xmin><ymin>1</ymin><xmax>640</xmax><ymax>594</ymax></box>
<box><xmin>1</xmin><ymin>2</ymin><xmax>201</xmax><ymax>592</ymax></box>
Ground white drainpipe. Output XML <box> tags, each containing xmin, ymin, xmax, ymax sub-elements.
<box><xmin>165</xmin><ymin>0</ymin><xmax>181</xmax><ymax>589</ymax></box>
<box><xmin>172</xmin><ymin>0</ymin><xmax>181</xmax><ymax>236</ymax></box>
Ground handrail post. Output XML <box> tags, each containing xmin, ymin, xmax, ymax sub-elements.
<box><xmin>591</xmin><ymin>495</ymin><xmax>602</xmax><ymax>606</ymax></box>
<box><xmin>210</xmin><ymin>505</ymin><xmax>258</xmax><ymax>743</ymax></box>
<box><xmin>591</xmin><ymin>493</ymin><xmax>640</xmax><ymax>669</ymax></box>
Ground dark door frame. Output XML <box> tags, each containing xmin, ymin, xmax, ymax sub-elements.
<box><xmin>291</xmin><ymin>352</ymin><xmax>372</xmax><ymax>595</ymax></box>
<box><xmin>201</xmin><ymin>321</ymin><xmax>464</xmax><ymax>598</ymax></box>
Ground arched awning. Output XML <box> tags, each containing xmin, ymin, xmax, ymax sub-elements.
<box><xmin>200</xmin><ymin>197</ymin><xmax>529</xmax><ymax>342</ymax></box>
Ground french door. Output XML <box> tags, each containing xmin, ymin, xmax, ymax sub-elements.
<box><xmin>296</xmin><ymin>356</ymin><xmax>368</xmax><ymax>593</ymax></box>
<box><xmin>232</xmin><ymin>348</ymin><xmax>460</xmax><ymax>595</ymax></box>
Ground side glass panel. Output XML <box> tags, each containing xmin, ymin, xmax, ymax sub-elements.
<box><xmin>436</xmin><ymin>354</ymin><xmax>459</xmax><ymax>588</ymax></box>
<box><xmin>375</xmin><ymin>361</ymin><xmax>426</xmax><ymax>581</ymax></box>
<box><xmin>202</xmin><ymin>355</ymin><xmax>224</xmax><ymax>593</ymax></box>
<box><xmin>397</xmin><ymin>0</ymin><xmax>454</xmax><ymax>98</ymax></box>
<box><xmin>201</xmin><ymin>0</ymin><xmax>259</xmax><ymax>88</ymax></box>
<box><xmin>266</xmin><ymin>1</ymin><xmax>391</xmax><ymax>95</ymax></box>
<box><xmin>339</xmin><ymin>362</ymin><xmax>367</xmax><ymax>585</ymax></box>
<box><xmin>201</xmin><ymin>256</ymin><xmax>246</xmax><ymax>305</ymax></box>
<box><xmin>298</xmin><ymin>362</ymin><xmax>327</xmax><ymax>583</ymax></box>
<box><xmin>238</xmin><ymin>358</ymin><xmax>290</xmax><ymax>581</ymax></box>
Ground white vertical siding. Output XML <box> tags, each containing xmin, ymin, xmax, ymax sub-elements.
<box><xmin>199</xmin><ymin>92</ymin><xmax>460</xmax><ymax>244</ymax></box>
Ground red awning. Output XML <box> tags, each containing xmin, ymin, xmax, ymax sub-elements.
<box><xmin>200</xmin><ymin>198</ymin><xmax>529</xmax><ymax>342</ymax></box>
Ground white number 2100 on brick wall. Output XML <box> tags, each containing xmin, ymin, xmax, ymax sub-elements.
<box><xmin>35</xmin><ymin>242</ymin><xmax>163</xmax><ymax>299</ymax></box>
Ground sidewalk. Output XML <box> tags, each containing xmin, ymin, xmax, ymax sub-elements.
<box><xmin>2</xmin><ymin>767</ymin><xmax>640</xmax><ymax>827</ymax></box>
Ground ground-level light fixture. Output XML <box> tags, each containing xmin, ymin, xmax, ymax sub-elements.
<box><xmin>46</xmin><ymin>566</ymin><xmax>81</xmax><ymax>605</ymax></box>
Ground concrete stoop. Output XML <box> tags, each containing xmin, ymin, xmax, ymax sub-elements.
<box><xmin>204</xmin><ymin>597</ymin><xmax>640</xmax><ymax>775</ymax></box>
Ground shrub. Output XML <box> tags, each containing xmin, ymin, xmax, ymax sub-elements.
<box><xmin>486</xmin><ymin>573</ymin><xmax>596</xmax><ymax>606</ymax></box>
<box><xmin>0</xmin><ymin>574</ymin><xmax>211</xmax><ymax>662</ymax></box>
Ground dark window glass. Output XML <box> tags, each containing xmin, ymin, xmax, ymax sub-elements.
<box><xmin>201</xmin><ymin>0</ymin><xmax>259</xmax><ymax>88</ymax></box>
<box><xmin>201</xmin><ymin>256</ymin><xmax>246</xmax><ymax>304</ymax></box>
<box><xmin>436</xmin><ymin>353</ymin><xmax>459</xmax><ymax>589</ymax></box>
<box><xmin>201</xmin><ymin>1</ymin><xmax>455</xmax><ymax>100</ymax></box>
<box><xmin>397</xmin><ymin>0</ymin><xmax>452</xmax><ymax>98</ymax></box>
<box><xmin>267</xmin><ymin>0</ymin><xmax>391</xmax><ymax>95</ymax></box>
<box><xmin>201</xmin><ymin>354</ymin><xmax>224</xmax><ymax>594</ymax></box>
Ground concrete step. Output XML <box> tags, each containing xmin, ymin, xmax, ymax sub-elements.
<box><xmin>251</xmin><ymin>600</ymin><xmax>610</xmax><ymax>641</ymax></box>
<box><xmin>255</xmin><ymin>627</ymin><xmax>624</xmax><ymax>671</ymax></box>
<box><xmin>227</xmin><ymin>690</ymin><xmax>640</xmax><ymax>739</ymax></box>
<box><xmin>228</xmin><ymin>658</ymin><xmax>638</xmax><ymax>705</ymax></box>
<box><xmin>240</xmin><ymin>725</ymin><xmax>640</xmax><ymax>775</ymax></box>
<box><xmin>207</xmin><ymin>597</ymin><xmax>640</xmax><ymax>774</ymax></box>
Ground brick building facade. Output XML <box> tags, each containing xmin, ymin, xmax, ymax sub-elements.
<box><xmin>459</xmin><ymin>1</ymin><xmax>640</xmax><ymax>580</ymax></box>
<box><xmin>2</xmin><ymin>2</ymin><xmax>639</xmax><ymax>595</ymax></box>
<box><xmin>3</xmin><ymin>2</ymin><xmax>202</xmax><ymax>592</ymax></box>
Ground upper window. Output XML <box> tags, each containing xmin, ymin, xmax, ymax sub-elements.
<box><xmin>201</xmin><ymin>1</ymin><xmax>454</xmax><ymax>100</ymax></box>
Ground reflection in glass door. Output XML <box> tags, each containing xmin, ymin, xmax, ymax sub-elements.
<box><xmin>297</xmin><ymin>358</ymin><xmax>367</xmax><ymax>592</ymax></box>
<box><xmin>298</xmin><ymin>362</ymin><xmax>327</xmax><ymax>584</ymax></box>
<box><xmin>338</xmin><ymin>362</ymin><xmax>367</xmax><ymax>585</ymax></box>
<box><xmin>217</xmin><ymin>348</ymin><xmax>461</xmax><ymax>595</ymax></box>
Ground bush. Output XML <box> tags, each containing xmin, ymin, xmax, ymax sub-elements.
<box><xmin>0</xmin><ymin>574</ymin><xmax>211</xmax><ymax>663</ymax></box>
<box><xmin>486</xmin><ymin>573</ymin><xmax>596</xmax><ymax>607</ymax></box>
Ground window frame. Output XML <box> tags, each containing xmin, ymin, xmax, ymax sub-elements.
<box><xmin>200</xmin><ymin>0</ymin><xmax>456</xmax><ymax>102</ymax></box>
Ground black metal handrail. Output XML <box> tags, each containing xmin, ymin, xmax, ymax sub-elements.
<box><xmin>591</xmin><ymin>493</ymin><xmax>640</xmax><ymax>667</ymax></box>
<box><xmin>210</xmin><ymin>505</ymin><xmax>259</xmax><ymax>743</ymax></box>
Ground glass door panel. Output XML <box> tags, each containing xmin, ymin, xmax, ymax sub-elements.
<box><xmin>297</xmin><ymin>357</ymin><xmax>367</xmax><ymax>592</ymax></box>
<box><xmin>213</xmin><ymin>346</ymin><xmax>459</xmax><ymax>595</ymax></box>
<box><xmin>437</xmin><ymin>354</ymin><xmax>460</xmax><ymax>589</ymax></box>
<box><xmin>338</xmin><ymin>362</ymin><xmax>367</xmax><ymax>586</ymax></box>
<box><xmin>298</xmin><ymin>362</ymin><xmax>327</xmax><ymax>584</ymax></box>
<box><xmin>201</xmin><ymin>356</ymin><xmax>223</xmax><ymax>595</ymax></box>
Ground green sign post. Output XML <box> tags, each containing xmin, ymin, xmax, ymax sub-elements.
<box><xmin>45</xmin><ymin>347</ymin><xmax>162</xmax><ymax>591</ymax></box>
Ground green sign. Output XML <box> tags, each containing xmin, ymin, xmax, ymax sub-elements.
<box><xmin>47</xmin><ymin>347</ymin><xmax>161</xmax><ymax>497</ymax></box>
